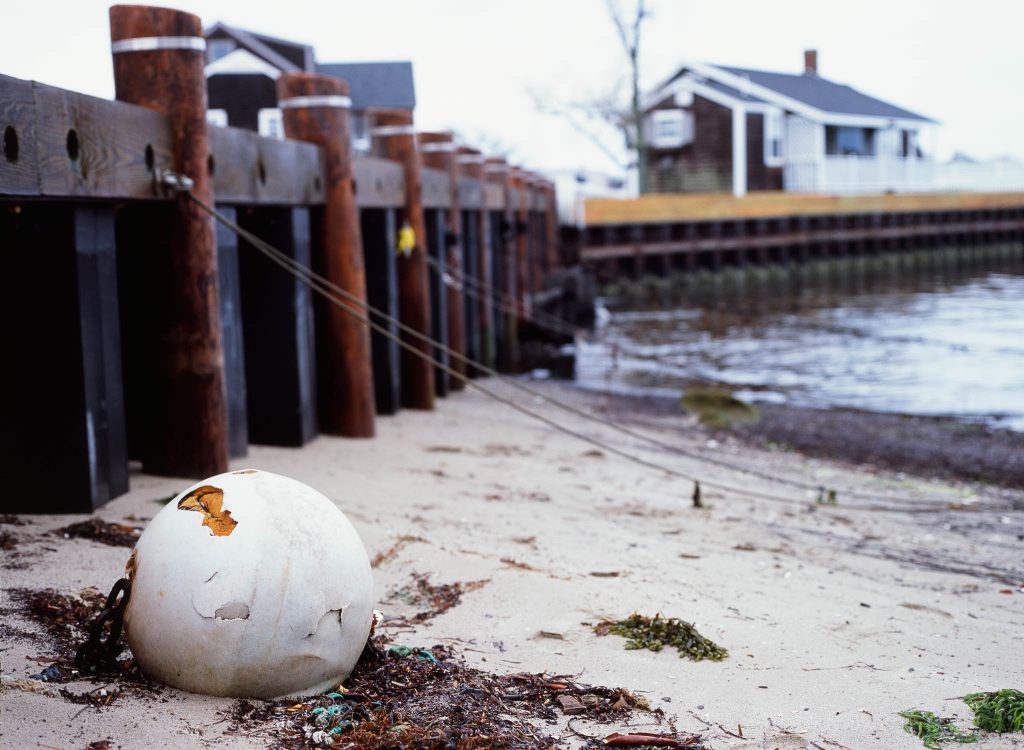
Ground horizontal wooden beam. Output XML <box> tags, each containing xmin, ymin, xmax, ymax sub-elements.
<box><xmin>0</xmin><ymin>74</ymin><xmax>417</xmax><ymax>209</ymax></box>
<box><xmin>353</xmin><ymin>155</ymin><xmax>404</xmax><ymax>208</ymax></box>
<box><xmin>421</xmin><ymin>166</ymin><xmax>451</xmax><ymax>209</ymax></box>
<box><xmin>586</xmin><ymin>190</ymin><xmax>1024</xmax><ymax>225</ymax></box>
<box><xmin>581</xmin><ymin>217</ymin><xmax>1024</xmax><ymax>261</ymax></box>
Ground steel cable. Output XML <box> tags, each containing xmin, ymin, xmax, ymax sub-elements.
<box><xmin>181</xmin><ymin>189</ymin><xmax>1002</xmax><ymax>514</ymax></box>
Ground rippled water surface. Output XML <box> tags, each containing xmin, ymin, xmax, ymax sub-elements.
<box><xmin>577</xmin><ymin>258</ymin><xmax>1024</xmax><ymax>430</ymax></box>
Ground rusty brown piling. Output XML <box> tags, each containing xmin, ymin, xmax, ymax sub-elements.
<box><xmin>277</xmin><ymin>72</ymin><xmax>376</xmax><ymax>436</ymax></box>
<box><xmin>109</xmin><ymin>4</ymin><xmax>228</xmax><ymax>477</ymax></box>
<box><xmin>543</xmin><ymin>180</ymin><xmax>560</xmax><ymax>275</ymax></box>
<box><xmin>370</xmin><ymin>110</ymin><xmax>435</xmax><ymax>408</ymax></box>
<box><xmin>459</xmin><ymin>146</ymin><xmax>494</xmax><ymax>371</ymax></box>
<box><xmin>486</xmin><ymin>157</ymin><xmax>520</xmax><ymax>371</ymax></box>
<box><xmin>418</xmin><ymin>131</ymin><xmax>466</xmax><ymax>389</ymax></box>
<box><xmin>510</xmin><ymin>167</ymin><xmax>531</xmax><ymax>317</ymax></box>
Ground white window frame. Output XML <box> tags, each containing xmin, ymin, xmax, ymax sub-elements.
<box><xmin>649</xmin><ymin>109</ymin><xmax>694</xmax><ymax>150</ymax></box>
<box><xmin>206</xmin><ymin>108</ymin><xmax>228</xmax><ymax>128</ymax></box>
<box><xmin>258</xmin><ymin>108</ymin><xmax>284</xmax><ymax>140</ymax></box>
<box><xmin>764</xmin><ymin>110</ymin><xmax>784</xmax><ymax>166</ymax></box>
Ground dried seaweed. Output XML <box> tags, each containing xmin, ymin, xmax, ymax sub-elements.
<box><xmin>224</xmin><ymin>640</ymin><xmax>687</xmax><ymax>749</ymax></box>
<box><xmin>7</xmin><ymin>587</ymin><xmax>107</xmax><ymax>661</ymax></box>
<box><xmin>389</xmin><ymin>573</ymin><xmax>489</xmax><ymax>624</ymax></box>
<box><xmin>371</xmin><ymin>535</ymin><xmax>428</xmax><ymax>568</ymax></box>
<box><xmin>0</xmin><ymin>530</ymin><xmax>17</xmax><ymax>550</ymax></box>
<box><xmin>596</xmin><ymin>614</ymin><xmax>728</xmax><ymax>662</ymax></box>
<box><xmin>54</xmin><ymin>519</ymin><xmax>142</xmax><ymax>548</ymax></box>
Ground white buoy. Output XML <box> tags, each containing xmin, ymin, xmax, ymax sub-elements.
<box><xmin>123</xmin><ymin>469</ymin><xmax>374</xmax><ymax>699</ymax></box>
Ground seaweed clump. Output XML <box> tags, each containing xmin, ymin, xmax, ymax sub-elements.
<box><xmin>54</xmin><ymin>519</ymin><xmax>142</xmax><ymax>548</ymax></box>
<box><xmin>224</xmin><ymin>641</ymin><xmax>685</xmax><ymax>749</ymax></box>
<box><xmin>964</xmin><ymin>689</ymin><xmax>1024</xmax><ymax>733</ymax></box>
<box><xmin>596</xmin><ymin>613</ymin><xmax>728</xmax><ymax>662</ymax></box>
<box><xmin>680</xmin><ymin>387</ymin><xmax>759</xmax><ymax>428</ymax></box>
<box><xmin>899</xmin><ymin>709</ymin><xmax>977</xmax><ymax>748</ymax></box>
<box><xmin>389</xmin><ymin>573</ymin><xmax>489</xmax><ymax>624</ymax></box>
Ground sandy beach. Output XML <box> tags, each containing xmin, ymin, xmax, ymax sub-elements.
<box><xmin>2</xmin><ymin>380</ymin><xmax>1023</xmax><ymax>749</ymax></box>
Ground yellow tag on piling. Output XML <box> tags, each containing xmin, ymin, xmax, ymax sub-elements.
<box><xmin>397</xmin><ymin>223</ymin><xmax>416</xmax><ymax>256</ymax></box>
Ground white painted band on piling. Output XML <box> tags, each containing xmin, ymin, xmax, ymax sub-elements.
<box><xmin>370</xmin><ymin>125</ymin><xmax>417</xmax><ymax>137</ymax></box>
<box><xmin>279</xmin><ymin>95</ymin><xmax>352</xmax><ymax>110</ymax></box>
<box><xmin>457</xmin><ymin>154</ymin><xmax>486</xmax><ymax>164</ymax></box>
<box><xmin>419</xmin><ymin>142</ymin><xmax>457</xmax><ymax>153</ymax></box>
<box><xmin>111</xmin><ymin>36</ymin><xmax>207</xmax><ymax>53</ymax></box>
<box><xmin>484</xmin><ymin>164</ymin><xmax>508</xmax><ymax>173</ymax></box>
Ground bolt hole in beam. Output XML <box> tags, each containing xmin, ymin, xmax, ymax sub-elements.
<box><xmin>3</xmin><ymin>126</ymin><xmax>17</xmax><ymax>162</ymax></box>
<box><xmin>144</xmin><ymin>143</ymin><xmax>155</xmax><ymax>171</ymax></box>
<box><xmin>66</xmin><ymin>128</ymin><xmax>80</xmax><ymax>161</ymax></box>
<box><xmin>207</xmin><ymin>154</ymin><xmax>216</xmax><ymax>177</ymax></box>
<box><xmin>257</xmin><ymin>159</ymin><xmax>267</xmax><ymax>185</ymax></box>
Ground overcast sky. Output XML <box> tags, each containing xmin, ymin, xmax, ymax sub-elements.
<box><xmin>3</xmin><ymin>0</ymin><xmax>1022</xmax><ymax>177</ymax></box>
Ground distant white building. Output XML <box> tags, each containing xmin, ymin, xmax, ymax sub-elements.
<box><xmin>548</xmin><ymin>169</ymin><xmax>631</xmax><ymax>226</ymax></box>
<box><xmin>642</xmin><ymin>50</ymin><xmax>938</xmax><ymax>196</ymax></box>
<box><xmin>936</xmin><ymin>154</ymin><xmax>1024</xmax><ymax>192</ymax></box>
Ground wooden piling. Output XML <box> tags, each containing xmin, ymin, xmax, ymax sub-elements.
<box><xmin>418</xmin><ymin>131</ymin><xmax>466</xmax><ymax>390</ymax></box>
<box><xmin>109</xmin><ymin>4</ymin><xmax>228</xmax><ymax>477</ymax></box>
<box><xmin>277</xmin><ymin>72</ymin><xmax>376</xmax><ymax>436</ymax></box>
<box><xmin>484</xmin><ymin>157</ymin><xmax>518</xmax><ymax>372</ymax></box>
<box><xmin>369</xmin><ymin>109</ymin><xmax>436</xmax><ymax>408</ymax></box>
<box><xmin>459</xmin><ymin>147</ymin><xmax>494</xmax><ymax>371</ymax></box>
<box><xmin>542</xmin><ymin>180</ymin><xmax>559</xmax><ymax>275</ymax></box>
<box><xmin>510</xmin><ymin>167</ymin><xmax>531</xmax><ymax>317</ymax></box>
<box><xmin>457</xmin><ymin>146</ymin><xmax>489</xmax><ymax>374</ymax></box>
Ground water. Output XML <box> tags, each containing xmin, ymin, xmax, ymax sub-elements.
<box><xmin>577</xmin><ymin>251</ymin><xmax>1024</xmax><ymax>431</ymax></box>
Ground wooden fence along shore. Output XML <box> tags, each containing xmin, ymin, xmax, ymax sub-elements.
<box><xmin>0</xmin><ymin>5</ymin><xmax>563</xmax><ymax>514</ymax></box>
<box><xmin>579</xmin><ymin>192</ymin><xmax>1024</xmax><ymax>280</ymax></box>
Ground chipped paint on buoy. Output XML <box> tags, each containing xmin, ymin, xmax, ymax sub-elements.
<box><xmin>123</xmin><ymin>470</ymin><xmax>374</xmax><ymax>699</ymax></box>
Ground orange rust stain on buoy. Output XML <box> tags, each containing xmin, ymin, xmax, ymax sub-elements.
<box><xmin>177</xmin><ymin>485</ymin><xmax>238</xmax><ymax>537</ymax></box>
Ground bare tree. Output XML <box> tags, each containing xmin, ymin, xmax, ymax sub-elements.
<box><xmin>605</xmin><ymin>0</ymin><xmax>649</xmax><ymax>191</ymax></box>
<box><xmin>530</xmin><ymin>1</ymin><xmax>650</xmax><ymax>190</ymax></box>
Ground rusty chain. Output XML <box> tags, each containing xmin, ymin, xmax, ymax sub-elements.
<box><xmin>74</xmin><ymin>577</ymin><xmax>131</xmax><ymax>673</ymax></box>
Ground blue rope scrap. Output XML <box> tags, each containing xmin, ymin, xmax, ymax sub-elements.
<box><xmin>387</xmin><ymin>644</ymin><xmax>439</xmax><ymax>664</ymax></box>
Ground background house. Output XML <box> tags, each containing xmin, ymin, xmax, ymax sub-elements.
<box><xmin>642</xmin><ymin>50</ymin><xmax>936</xmax><ymax>196</ymax></box>
<box><xmin>203</xmin><ymin>23</ymin><xmax>415</xmax><ymax>152</ymax></box>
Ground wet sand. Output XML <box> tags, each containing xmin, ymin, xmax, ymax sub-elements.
<box><xmin>2</xmin><ymin>381</ymin><xmax>1022</xmax><ymax>748</ymax></box>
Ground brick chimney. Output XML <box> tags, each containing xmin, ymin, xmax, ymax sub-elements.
<box><xmin>804</xmin><ymin>49</ymin><xmax>818</xmax><ymax>75</ymax></box>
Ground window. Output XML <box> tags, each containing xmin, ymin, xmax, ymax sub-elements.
<box><xmin>206</xmin><ymin>109</ymin><xmax>228</xmax><ymax>128</ymax></box>
<box><xmin>207</xmin><ymin>38</ymin><xmax>235</xmax><ymax>64</ymax></box>
<box><xmin>900</xmin><ymin>130</ymin><xmax>919</xmax><ymax>159</ymax></box>
<box><xmin>648</xmin><ymin>109</ymin><xmax>694</xmax><ymax>149</ymax></box>
<box><xmin>825</xmin><ymin>126</ymin><xmax>876</xmax><ymax>157</ymax></box>
<box><xmin>257</xmin><ymin>108</ymin><xmax>284</xmax><ymax>140</ymax></box>
<box><xmin>764</xmin><ymin>111</ymin><xmax>783</xmax><ymax>165</ymax></box>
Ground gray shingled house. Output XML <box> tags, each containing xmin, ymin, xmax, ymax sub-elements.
<box><xmin>641</xmin><ymin>50</ymin><xmax>936</xmax><ymax>196</ymax></box>
<box><xmin>202</xmin><ymin>23</ymin><xmax>415</xmax><ymax>153</ymax></box>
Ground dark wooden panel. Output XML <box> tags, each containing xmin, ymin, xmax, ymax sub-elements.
<box><xmin>209</xmin><ymin>125</ymin><xmax>325</xmax><ymax>206</ymax></box>
<box><xmin>421</xmin><ymin>166</ymin><xmax>451</xmax><ymax>208</ymax></box>
<box><xmin>461</xmin><ymin>209</ymin><xmax>482</xmax><ymax>373</ymax></box>
<box><xmin>424</xmin><ymin>208</ymin><xmax>450</xmax><ymax>397</ymax></box>
<box><xmin>353</xmin><ymin>155</ymin><xmax>405</xmax><ymax>208</ymax></box>
<box><xmin>0</xmin><ymin>75</ymin><xmax>40</xmax><ymax>195</ymax></box>
<box><xmin>33</xmin><ymin>79</ymin><xmax>173</xmax><ymax>200</ymax></box>
<box><xmin>2</xmin><ymin>203</ymin><xmax>128</xmax><ymax>512</ymax></box>
<box><xmin>237</xmin><ymin>206</ymin><xmax>318</xmax><ymax>446</ymax></box>
<box><xmin>361</xmin><ymin>207</ymin><xmax>401</xmax><ymax>415</ymax></box>
<box><xmin>215</xmin><ymin>206</ymin><xmax>249</xmax><ymax>458</ymax></box>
